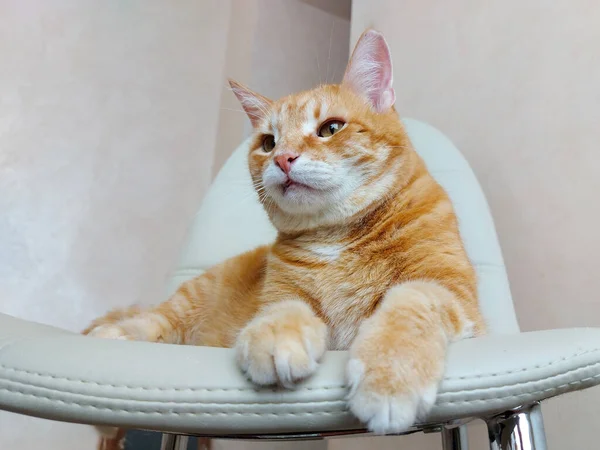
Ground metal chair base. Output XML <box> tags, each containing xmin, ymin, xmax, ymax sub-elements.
<box><xmin>159</xmin><ymin>402</ymin><xmax>547</xmax><ymax>450</ymax></box>
<box><xmin>486</xmin><ymin>402</ymin><xmax>547</xmax><ymax>450</ymax></box>
<box><xmin>160</xmin><ymin>434</ymin><xmax>190</xmax><ymax>450</ymax></box>
<box><xmin>442</xmin><ymin>425</ymin><xmax>469</xmax><ymax>450</ymax></box>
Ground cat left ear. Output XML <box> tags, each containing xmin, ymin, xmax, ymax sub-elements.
<box><xmin>229</xmin><ymin>79</ymin><xmax>273</xmax><ymax>128</ymax></box>
<box><xmin>342</xmin><ymin>30</ymin><xmax>395</xmax><ymax>113</ymax></box>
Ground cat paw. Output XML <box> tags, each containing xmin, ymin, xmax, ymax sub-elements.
<box><xmin>85</xmin><ymin>312</ymin><xmax>171</xmax><ymax>342</ymax></box>
<box><xmin>235</xmin><ymin>301</ymin><xmax>328</xmax><ymax>388</ymax></box>
<box><xmin>86</xmin><ymin>324</ymin><xmax>133</xmax><ymax>340</ymax></box>
<box><xmin>346</xmin><ymin>357</ymin><xmax>438</xmax><ymax>435</ymax></box>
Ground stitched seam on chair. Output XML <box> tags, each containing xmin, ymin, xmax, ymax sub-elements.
<box><xmin>437</xmin><ymin>372</ymin><xmax>600</xmax><ymax>405</ymax></box>
<box><xmin>438</xmin><ymin>361</ymin><xmax>600</xmax><ymax>396</ymax></box>
<box><xmin>2</xmin><ymin>347</ymin><xmax>599</xmax><ymax>390</ymax></box>
<box><xmin>0</xmin><ymin>388</ymin><xmax>350</xmax><ymax>416</ymax></box>
<box><xmin>2</xmin><ymin>360</ymin><xmax>600</xmax><ymax>412</ymax></box>
<box><xmin>0</xmin><ymin>377</ymin><xmax>347</xmax><ymax>407</ymax></box>
<box><xmin>444</xmin><ymin>347</ymin><xmax>600</xmax><ymax>380</ymax></box>
<box><xmin>5</xmin><ymin>360</ymin><xmax>598</xmax><ymax>401</ymax></box>
<box><xmin>0</xmin><ymin>364</ymin><xmax>343</xmax><ymax>392</ymax></box>
<box><xmin>2</xmin><ymin>372</ymin><xmax>599</xmax><ymax>414</ymax></box>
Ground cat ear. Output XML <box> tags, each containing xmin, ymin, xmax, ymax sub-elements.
<box><xmin>342</xmin><ymin>30</ymin><xmax>395</xmax><ymax>113</ymax></box>
<box><xmin>229</xmin><ymin>79</ymin><xmax>273</xmax><ymax>128</ymax></box>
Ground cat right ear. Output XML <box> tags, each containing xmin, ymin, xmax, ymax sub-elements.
<box><xmin>229</xmin><ymin>79</ymin><xmax>273</xmax><ymax>128</ymax></box>
<box><xmin>342</xmin><ymin>30</ymin><xmax>395</xmax><ymax>113</ymax></box>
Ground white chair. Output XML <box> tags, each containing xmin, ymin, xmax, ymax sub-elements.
<box><xmin>1</xmin><ymin>119</ymin><xmax>599</xmax><ymax>450</ymax></box>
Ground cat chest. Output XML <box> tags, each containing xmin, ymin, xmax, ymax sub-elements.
<box><xmin>296</xmin><ymin>253</ymin><xmax>394</xmax><ymax>349</ymax></box>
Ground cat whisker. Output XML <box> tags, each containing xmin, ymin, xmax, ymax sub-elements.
<box><xmin>314</xmin><ymin>50</ymin><xmax>323</xmax><ymax>86</ymax></box>
<box><xmin>224</xmin><ymin>185</ymin><xmax>267</xmax><ymax>200</ymax></box>
<box><xmin>221</xmin><ymin>107</ymin><xmax>263</xmax><ymax>120</ymax></box>
<box><xmin>229</xmin><ymin>191</ymin><xmax>265</xmax><ymax>210</ymax></box>
<box><xmin>225</xmin><ymin>88</ymin><xmax>272</xmax><ymax>119</ymax></box>
<box><xmin>220</xmin><ymin>107</ymin><xmax>247</xmax><ymax>114</ymax></box>
<box><xmin>254</xmin><ymin>102</ymin><xmax>271</xmax><ymax>119</ymax></box>
<box><xmin>226</xmin><ymin>179</ymin><xmax>265</xmax><ymax>188</ymax></box>
<box><xmin>326</xmin><ymin>20</ymin><xmax>335</xmax><ymax>84</ymax></box>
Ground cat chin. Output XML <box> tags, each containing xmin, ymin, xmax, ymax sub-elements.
<box><xmin>275</xmin><ymin>197</ymin><xmax>330</xmax><ymax>216</ymax></box>
<box><xmin>266</xmin><ymin>185</ymin><xmax>333</xmax><ymax>216</ymax></box>
<box><xmin>280</xmin><ymin>199</ymin><xmax>339</xmax><ymax>218</ymax></box>
<box><xmin>268</xmin><ymin>199</ymin><xmax>361</xmax><ymax>233</ymax></box>
<box><xmin>263</xmin><ymin>182</ymin><xmax>368</xmax><ymax>232</ymax></box>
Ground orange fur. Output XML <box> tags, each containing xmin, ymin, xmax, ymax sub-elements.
<box><xmin>86</xmin><ymin>29</ymin><xmax>485</xmax><ymax>436</ymax></box>
<box><xmin>94</xmin><ymin>427</ymin><xmax>126</xmax><ymax>450</ymax></box>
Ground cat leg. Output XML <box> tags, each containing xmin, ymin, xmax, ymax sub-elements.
<box><xmin>84</xmin><ymin>247</ymin><xmax>270</xmax><ymax>449</ymax></box>
<box><xmin>84</xmin><ymin>277</ymin><xmax>204</xmax><ymax>344</ymax></box>
<box><xmin>235</xmin><ymin>300</ymin><xmax>328</xmax><ymax>388</ymax></box>
<box><xmin>83</xmin><ymin>280</ymin><xmax>207</xmax><ymax>447</ymax></box>
<box><xmin>95</xmin><ymin>426</ymin><xmax>126</xmax><ymax>450</ymax></box>
<box><xmin>346</xmin><ymin>280</ymin><xmax>476</xmax><ymax>435</ymax></box>
<box><xmin>83</xmin><ymin>305</ymin><xmax>145</xmax><ymax>338</ymax></box>
<box><xmin>85</xmin><ymin>246</ymin><xmax>270</xmax><ymax>345</ymax></box>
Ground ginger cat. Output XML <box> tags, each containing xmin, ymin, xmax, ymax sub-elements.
<box><xmin>85</xmin><ymin>30</ymin><xmax>485</xmax><ymax>442</ymax></box>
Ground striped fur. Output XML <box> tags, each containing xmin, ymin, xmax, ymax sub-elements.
<box><xmin>85</xmin><ymin>30</ymin><xmax>485</xmax><ymax>438</ymax></box>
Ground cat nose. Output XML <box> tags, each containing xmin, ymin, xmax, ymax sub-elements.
<box><xmin>274</xmin><ymin>152</ymin><xmax>299</xmax><ymax>175</ymax></box>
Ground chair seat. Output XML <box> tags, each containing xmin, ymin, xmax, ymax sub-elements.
<box><xmin>1</xmin><ymin>313</ymin><xmax>599</xmax><ymax>436</ymax></box>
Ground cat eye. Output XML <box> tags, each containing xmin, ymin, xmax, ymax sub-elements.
<box><xmin>262</xmin><ymin>135</ymin><xmax>276</xmax><ymax>152</ymax></box>
<box><xmin>318</xmin><ymin>120</ymin><xmax>345</xmax><ymax>138</ymax></box>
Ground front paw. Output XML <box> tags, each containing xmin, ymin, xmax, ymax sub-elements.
<box><xmin>235</xmin><ymin>301</ymin><xmax>328</xmax><ymax>388</ymax></box>
<box><xmin>87</xmin><ymin>324</ymin><xmax>133</xmax><ymax>340</ymax></box>
<box><xmin>346</xmin><ymin>356</ymin><xmax>438</xmax><ymax>435</ymax></box>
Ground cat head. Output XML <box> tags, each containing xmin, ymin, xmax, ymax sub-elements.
<box><xmin>230</xmin><ymin>30</ymin><xmax>416</xmax><ymax>233</ymax></box>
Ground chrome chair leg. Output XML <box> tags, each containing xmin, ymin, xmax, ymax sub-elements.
<box><xmin>486</xmin><ymin>402</ymin><xmax>547</xmax><ymax>450</ymax></box>
<box><xmin>160</xmin><ymin>434</ymin><xmax>190</xmax><ymax>450</ymax></box>
<box><xmin>442</xmin><ymin>425</ymin><xmax>469</xmax><ymax>450</ymax></box>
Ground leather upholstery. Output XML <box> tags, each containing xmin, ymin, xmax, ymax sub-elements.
<box><xmin>1</xmin><ymin>313</ymin><xmax>599</xmax><ymax>434</ymax></box>
<box><xmin>1</xmin><ymin>118</ymin><xmax>598</xmax><ymax>435</ymax></box>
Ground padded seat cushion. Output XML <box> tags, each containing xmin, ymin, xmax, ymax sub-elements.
<box><xmin>1</xmin><ymin>313</ymin><xmax>599</xmax><ymax>435</ymax></box>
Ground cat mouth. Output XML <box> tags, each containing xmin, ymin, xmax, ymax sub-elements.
<box><xmin>282</xmin><ymin>179</ymin><xmax>316</xmax><ymax>194</ymax></box>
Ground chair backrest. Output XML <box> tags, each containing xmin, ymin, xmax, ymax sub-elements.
<box><xmin>167</xmin><ymin>119</ymin><xmax>520</xmax><ymax>335</ymax></box>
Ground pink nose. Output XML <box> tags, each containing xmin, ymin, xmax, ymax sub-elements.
<box><xmin>275</xmin><ymin>153</ymin><xmax>299</xmax><ymax>175</ymax></box>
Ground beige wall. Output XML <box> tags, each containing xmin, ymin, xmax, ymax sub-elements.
<box><xmin>0</xmin><ymin>1</ymin><xmax>350</xmax><ymax>449</ymax></box>
<box><xmin>0</xmin><ymin>0</ymin><xmax>230</xmax><ymax>448</ymax></box>
<box><xmin>350</xmin><ymin>0</ymin><xmax>600</xmax><ymax>449</ymax></box>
